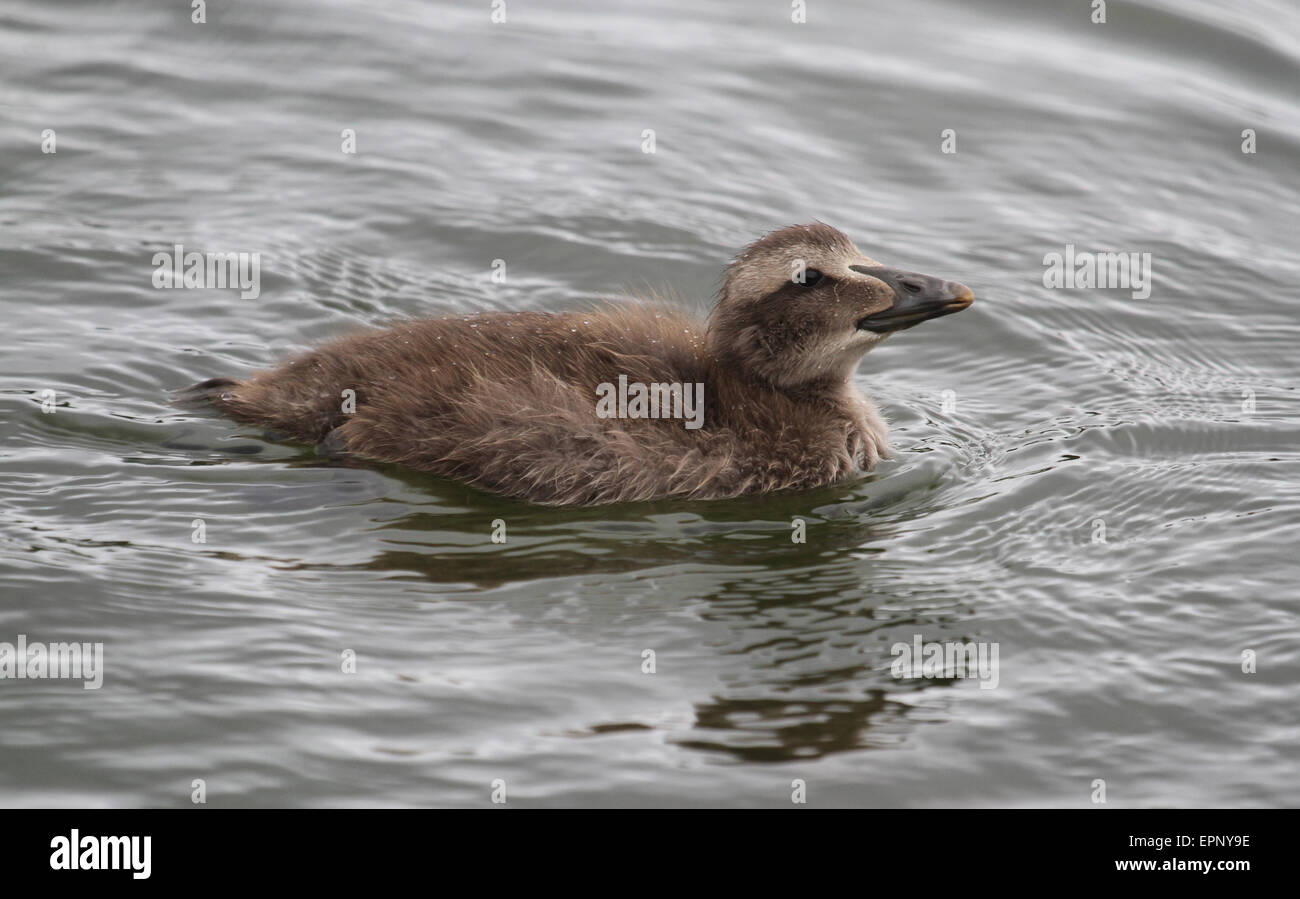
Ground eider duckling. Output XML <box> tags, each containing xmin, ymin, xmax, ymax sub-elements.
<box><xmin>188</xmin><ymin>223</ymin><xmax>973</xmax><ymax>505</ymax></box>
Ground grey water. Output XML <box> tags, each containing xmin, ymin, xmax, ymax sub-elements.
<box><xmin>1</xmin><ymin>0</ymin><xmax>1297</xmax><ymax>807</ymax></box>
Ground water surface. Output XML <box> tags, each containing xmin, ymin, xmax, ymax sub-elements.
<box><xmin>1</xmin><ymin>0</ymin><xmax>1298</xmax><ymax>807</ymax></box>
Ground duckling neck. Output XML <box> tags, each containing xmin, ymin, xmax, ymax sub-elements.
<box><xmin>710</xmin><ymin>356</ymin><xmax>878</xmax><ymax>427</ymax></box>
<box><xmin>707</xmin><ymin>357</ymin><xmax>847</xmax><ymax>409</ymax></box>
<box><xmin>705</xmin><ymin>360</ymin><xmax>887</xmax><ymax>471</ymax></box>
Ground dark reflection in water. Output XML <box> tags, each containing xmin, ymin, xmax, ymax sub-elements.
<box><xmin>677</xmin><ymin>692</ymin><xmax>909</xmax><ymax>762</ymax></box>
<box><xmin>671</xmin><ymin>570</ymin><xmax>973</xmax><ymax>762</ymax></box>
<box><xmin>315</xmin><ymin>494</ymin><xmax>973</xmax><ymax>763</ymax></box>
<box><xmin>326</xmin><ymin>499</ymin><xmax>897</xmax><ymax>585</ymax></box>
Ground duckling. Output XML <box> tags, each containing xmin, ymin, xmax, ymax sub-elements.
<box><xmin>187</xmin><ymin>223</ymin><xmax>973</xmax><ymax>505</ymax></box>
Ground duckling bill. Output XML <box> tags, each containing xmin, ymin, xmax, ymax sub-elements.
<box><xmin>187</xmin><ymin>223</ymin><xmax>974</xmax><ymax>505</ymax></box>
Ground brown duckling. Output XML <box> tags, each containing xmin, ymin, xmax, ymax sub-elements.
<box><xmin>187</xmin><ymin>223</ymin><xmax>973</xmax><ymax>505</ymax></box>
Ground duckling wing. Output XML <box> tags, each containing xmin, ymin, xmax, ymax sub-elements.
<box><xmin>196</xmin><ymin>306</ymin><xmax>745</xmax><ymax>504</ymax></box>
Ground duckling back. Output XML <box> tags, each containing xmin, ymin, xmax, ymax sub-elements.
<box><xmin>197</xmin><ymin>306</ymin><xmax>765</xmax><ymax>504</ymax></box>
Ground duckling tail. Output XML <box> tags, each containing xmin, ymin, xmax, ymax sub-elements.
<box><xmin>173</xmin><ymin>376</ymin><xmax>241</xmax><ymax>405</ymax></box>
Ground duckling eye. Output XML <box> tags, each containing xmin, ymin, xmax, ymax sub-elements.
<box><xmin>796</xmin><ymin>269</ymin><xmax>823</xmax><ymax>287</ymax></box>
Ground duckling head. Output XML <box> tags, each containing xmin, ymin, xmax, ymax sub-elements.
<box><xmin>708</xmin><ymin>223</ymin><xmax>974</xmax><ymax>390</ymax></box>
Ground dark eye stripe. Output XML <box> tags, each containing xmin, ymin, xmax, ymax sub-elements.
<box><xmin>795</xmin><ymin>269</ymin><xmax>823</xmax><ymax>287</ymax></box>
